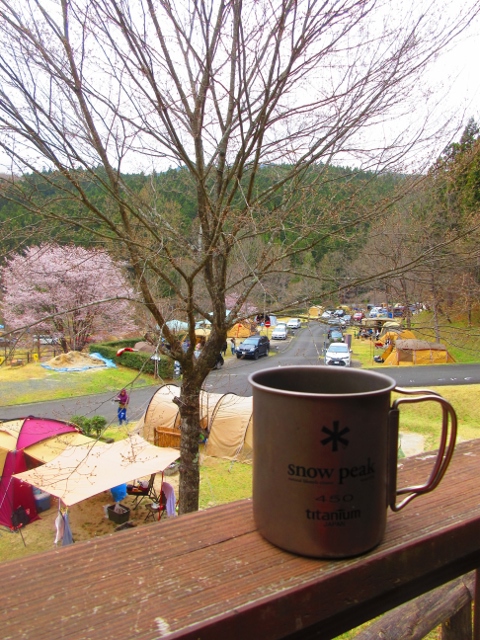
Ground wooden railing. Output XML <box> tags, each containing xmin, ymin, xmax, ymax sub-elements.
<box><xmin>2</xmin><ymin>439</ymin><xmax>480</xmax><ymax>639</ymax></box>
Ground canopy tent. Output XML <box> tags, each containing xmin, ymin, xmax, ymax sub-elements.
<box><xmin>0</xmin><ymin>417</ymin><xmax>82</xmax><ymax>528</ymax></box>
<box><xmin>383</xmin><ymin>339</ymin><xmax>456</xmax><ymax>366</ymax></box>
<box><xmin>14</xmin><ymin>434</ymin><xmax>179</xmax><ymax>507</ymax></box>
<box><xmin>138</xmin><ymin>385</ymin><xmax>253</xmax><ymax>461</ymax></box>
<box><xmin>380</xmin><ymin>321</ymin><xmax>402</xmax><ymax>333</ymax></box>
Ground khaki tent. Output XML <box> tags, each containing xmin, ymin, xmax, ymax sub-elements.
<box><xmin>14</xmin><ymin>434</ymin><xmax>180</xmax><ymax>506</ymax></box>
<box><xmin>139</xmin><ymin>384</ymin><xmax>253</xmax><ymax>461</ymax></box>
<box><xmin>227</xmin><ymin>322</ymin><xmax>255</xmax><ymax>338</ymax></box>
<box><xmin>383</xmin><ymin>339</ymin><xmax>455</xmax><ymax>366</ymax></box>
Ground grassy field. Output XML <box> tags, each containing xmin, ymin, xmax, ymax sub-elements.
<box><xmin>0</xmin><ymin>360</ymin><xmax>157</xmax><ymax>405</ymax></box>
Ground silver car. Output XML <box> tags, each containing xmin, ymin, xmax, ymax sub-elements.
<box><xmin>287</xmin><ymin>318</ymin><xmax>302</xmax><ymax>329</ymax></box>
<box><xmin>271</xmin><ymin>325</ymin><xmax>288</xmax><ymax>340</ymax></box>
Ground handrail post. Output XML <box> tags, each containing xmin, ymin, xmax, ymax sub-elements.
<box><xmin>474</xmin><ymin>568</ymin><xmax>480</xmax><ymax>640</ymax></box>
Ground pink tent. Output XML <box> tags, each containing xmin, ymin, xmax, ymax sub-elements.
<box><xmin>0</xmin><ymin>417</ymin><xmax>79</xmax><ymax>529</ymax></box>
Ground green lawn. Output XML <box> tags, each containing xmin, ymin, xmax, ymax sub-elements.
<box><xmin>0</xmin><ymin>361</ymin><xmax>157</xmax><ymax>405</ymax></box>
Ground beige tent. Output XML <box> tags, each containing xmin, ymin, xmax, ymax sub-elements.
<box><xmin>14</xmin><ymin>434</ymin><xmax>179</xmax><ymax>506</ymax></box>
<box><xmin>139</xmin><ymin>384</ymin><xmax>253</xmax><ymax>461</ymax></box>
<box><xmin>383</xmin><ymin>339</ymin><xmax>455</xmax><ymax>366</ymax></box>
<box><xmin>308</xmin><ymin>306</ymin><xmax>323</xmax><ymax>318</ymax></box>
<box><xmin>227</xmin><ymin>322</ymin><xmax>254</xmax><ymax>338</ymax></box>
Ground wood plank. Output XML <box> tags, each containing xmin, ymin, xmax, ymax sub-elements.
<box><xmin>1</xmin><ymin>440</ymin><xmax>480</xmax><ymax>640</ymax></box>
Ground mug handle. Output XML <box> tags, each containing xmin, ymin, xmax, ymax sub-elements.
<box><xmin>388</xmin><ymin>388</ymin><xmax>457</xmax><ymax>512</ymax></box>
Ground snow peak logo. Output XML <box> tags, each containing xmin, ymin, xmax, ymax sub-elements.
<box><xmin>321</xmin><ymin>420</ymin><xmax>350</xmax><ymax>451</ymax></box>
<box><xmin>287</xmin><ymin>458</ymin><xmax>375</xmax><ymax>484</ymax></box>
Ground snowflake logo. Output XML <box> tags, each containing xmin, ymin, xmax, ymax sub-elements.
<box><xmin>321</xmin><ymin>421</ymin><xmax>350</xmax><ymax>451</ymax></box>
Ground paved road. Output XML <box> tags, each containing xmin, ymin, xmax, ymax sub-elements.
<box><xmin>1</xmin><ymin>322</ymin><xmax>479</xmax><ymax>423</ymax></box>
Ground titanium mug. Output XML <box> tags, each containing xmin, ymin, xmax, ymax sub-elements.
<box><xmin>249</xmin><ymin>366</ymin><xmax>457</xmax><ymax>558</ymax></box>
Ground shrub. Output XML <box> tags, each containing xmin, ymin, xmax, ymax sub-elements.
<box><xmin>89</xmin><ymin>342</ymin><xmax>174</xmax><ymax>378</ymax></box>
<box><xmin>70</xmin><ymin>414</ymin><xmax>107</xmax><ymax>438</ymax></box>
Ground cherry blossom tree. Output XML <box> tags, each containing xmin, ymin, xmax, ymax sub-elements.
<box><xmin>1</xmin><ymin>244</ymin><xmax>137</xmax><ymax>352</ymax></box>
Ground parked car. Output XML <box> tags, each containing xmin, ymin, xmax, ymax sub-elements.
<box><xmin>271</xmin><ymin>325</ymin><xmax>288</xmax><ymax>340</ymax></box>
<box><xmin>236</xmin><ymin>335</ymin><xmax>270</xmax><ymax>359</ymax></box>
<box><xmin>328</xmin><ymin>316</ymin><xmax>345</xmax><ymax>326</ymax></box>
<box><xmin>333</xmin><ymin>309</ymin><xmax>345</xmax><ymax>317</ymax></box>
<box><xmin>33</xmin><ymin>335</ymin><xmax>58</xmax><ymax>345</ymax></box>
<box><xmin>287</xmin><ymin>318</ymin><xmax>302</xmax><ymax>329</ymax></box>
<box><xmin>327</xmin><ymin>329</ymin><xmax>344</xmax><ymax>344</ymax></box>
<box><xmin>353</xmin><ymin>311</ymin><xmax>364</xmax><ymax>321</ymax></box>
<box><xmin>343</xmin><ymin>315</ymin><xmax>352</xmax><ymax>324</ymax></box>
<box><xmin>324</xmin><ymin>342</ymin><xmax>351</xmax><ymax>366</ymax></box>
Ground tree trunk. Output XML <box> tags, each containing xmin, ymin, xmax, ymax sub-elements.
<box><xmin>177</xmin><ymin>377</ymin><xmax>203</xmax><ymax>514</ymax></box>
<box><xmin>430</xmin><ymin>271</ymin><xmax>441</xmax><ymax>343</ymax></box>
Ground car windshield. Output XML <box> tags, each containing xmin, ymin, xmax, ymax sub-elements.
<box><xmin>242</xmin><ymin>338</ymin><xmax>258</xmax><ymax>345</ymax></box>
<box><xmin>329</xmin><ymin>344</ymin><xmax>349</xmax><ymax>353</ymax></box>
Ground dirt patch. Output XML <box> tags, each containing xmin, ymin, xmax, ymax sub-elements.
<box><xmin>46</xmin><ymin>351</ymin><xmax>106</xmax><ymax>369</ymax></box>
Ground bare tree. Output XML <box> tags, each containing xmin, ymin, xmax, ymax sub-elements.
<box><xmin>0</xmin><ymin>0</ymin><xmax>477</xmax><ymax>512</ymax></box>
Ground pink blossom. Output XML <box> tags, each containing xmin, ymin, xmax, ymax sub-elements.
<box><xmin>1</xmin><ymin>244</ymin><xmax>138</xmax><ymax>351</ymax></box>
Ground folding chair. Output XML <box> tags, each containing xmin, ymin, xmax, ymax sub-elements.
<box><xmin>127</xmin><ymin>473</ymin><xmax>159</xmax><ymax>510</ymax></box>
<box><xmin>159</xmin><ymin>480</ymin><xmax>177</xmax><ymax>519</ymax></box>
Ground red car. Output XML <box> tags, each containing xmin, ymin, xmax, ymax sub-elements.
<box><xmin>353</xmin><ymin>312</ymin><xmax>364</xmax><ymax>321</ymax></box>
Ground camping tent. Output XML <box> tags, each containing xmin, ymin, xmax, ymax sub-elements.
<box><xmin>14</xmin><ymin>434</ymin><xmax>180</xmax><ymax>506</ymax></box>
<box><xmin>382</xmin><ymin>339</ymin><xmax>455</xmax><ymax>366</ymax></box>
<box><xmin>138</xmin><ymin>384</ymin><xmax>253</xmax><ymax>461</ymax></box>
<box><xmin>227</xmin><ymin>322</ymin><xmax>255</xmax><ymax>339</ymax></box>
<box><xmin>0</xmin><ymin>417</ymin><xmax>84</xmax><ymax>528</ymax></box>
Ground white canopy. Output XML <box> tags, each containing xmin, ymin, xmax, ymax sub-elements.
<box><xmin>14</xmin><ymin>434</ymin><xmax>179</xmax><ymax>506</ymax></box>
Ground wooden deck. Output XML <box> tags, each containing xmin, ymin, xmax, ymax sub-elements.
<box><xmin>2</xmin><ymin>439</ymin><xmax>480</xmax><ymax>639</ymax></box>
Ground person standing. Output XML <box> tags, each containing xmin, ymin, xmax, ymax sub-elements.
<box><xmin>230</xmin><ymin>337</ymin><xmax>236</xmax><ymax>355</ymax></box>
<box><xmin>115</xmin><ymin>388</ymin><xmax>130</xmax><ymax>426</ymax></box>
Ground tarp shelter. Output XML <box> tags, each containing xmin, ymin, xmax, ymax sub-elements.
<box><xmin>383</xmin><ymin>339</ymin><xmax>455</xmax><ymax>366</ymax></box>
<box><xmin>166</xmin><ymin>320</ymin><xmax>188</xmax><ymax>332</ymax></box>
<box><xmin>0</xmin><ymin>417</ymin><xmax>83</xmax><ymax>528</ymax></box>
<box><xmin>14</xmin><ymin>434</ymin><xmax>180</xmax><ymax>507</ymax></box>
<box><xmin>138</xmin><ymin>385</ymin><xmax>253</xmax><ymax>461</ymax></box>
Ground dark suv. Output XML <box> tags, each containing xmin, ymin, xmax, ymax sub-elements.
<box><xmin>236</xmin><ymin>335</ymin><xmax>270</xmax><ymax>360</ymax></box>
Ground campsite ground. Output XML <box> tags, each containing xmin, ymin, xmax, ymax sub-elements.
<box><xmin>0</xmin><ymin>453</ymin><xmax>252</xmax><ymax>563</ymax></box>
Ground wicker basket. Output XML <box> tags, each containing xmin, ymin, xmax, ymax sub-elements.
<box><xmin>155</xmin><ymin>427</ymin><xmax>181</xmax><ymax>448</ymax></box>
